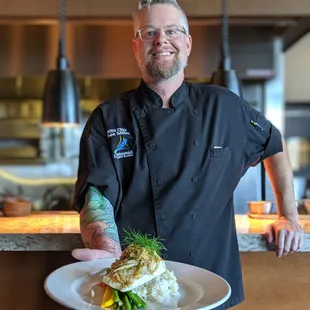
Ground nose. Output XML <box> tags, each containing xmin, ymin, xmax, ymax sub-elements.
<box><xmin>153</xmin><ymin>29</ymin><xmax>168</xmax><ymax>45</ymax></box>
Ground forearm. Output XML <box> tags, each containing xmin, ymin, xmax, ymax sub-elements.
<box><xmin>80</xmin><ymin>186</ymin><xmax>122</xmax><ymax>256</ymax></box>
<box><xmin>263</xmin><ymin>139</ymin><xmax>298</xmax><ymax>220</ymax></box>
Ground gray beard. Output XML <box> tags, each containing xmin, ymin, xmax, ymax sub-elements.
<box><xmin>145</xmin><ymin>56</ymin><xmax>186</xmax><ymax>81</ymax></box>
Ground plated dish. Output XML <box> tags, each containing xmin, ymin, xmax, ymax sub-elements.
<box><xmin>98</xmin><ymin>230</ymin><xmax>180</xmax><ymax>309</ymax></box>
<box><xmin>44</xmin><ymin>231</ymin><xmax>231</xmax><ymax>309</ymax></box>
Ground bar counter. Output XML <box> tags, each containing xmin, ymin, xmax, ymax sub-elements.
<box><xmin>1</xmin><ymin>211</ymin><xmax>310</xmax><ymax>310</ymax></box>
<box><xmin>0</xmin><ymin>211</ymin><xmax>309</xmax><ymax>251</ymax></box>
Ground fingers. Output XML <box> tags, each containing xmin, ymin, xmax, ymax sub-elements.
<box><xmin>291</xmin><ymin>236</ymin><xmax>299</xmax><ymax>252</ymax></box>
<box><xmin>291</xmin><ymin>231</ymin><xmax>304</xmax><ymax>252</ymax></box>
<box><xmin>264</xmin><ymin>225</ymin><xmax>274</xmax><ymax>243</ymax></box>
<box><xmin>72</xmin><ymin>248</ymin><xmax>96</xmax><ymax>261</ymax></box>
<box><xmin>276</xmin><ymin>230</ymin><xmax>303</xmax><ymax>257</ymax></box>
<box><xmin>276</xmin><ymin>229</ymin><xmax>285</xmax><ymax>257</ymax></box>
<box><xmin>282</xmin><ymin>231</ymin><xmax>294</xmax><ymax>255</ymax></box>
<box><xmin>71</xmin><ymin>248</ymin><xmax>117</xmax><ymax>261</ymax></box>
<box><xmin>298</xmin><ymin>234</ymin><xmax>303</xmax><ymax>250</ymax></box>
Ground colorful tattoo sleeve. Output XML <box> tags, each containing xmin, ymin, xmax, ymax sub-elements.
<box><xmin>80</xmin><ymin>186</ymin><xmax>121</xmax><ymax>256</ymax></box>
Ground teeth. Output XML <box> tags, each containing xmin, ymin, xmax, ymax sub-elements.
<box><xmin>154</xmin><ymin>52</ymin><xmax>172</xmax><ymax>56</ymax></box>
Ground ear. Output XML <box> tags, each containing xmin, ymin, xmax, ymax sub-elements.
<box><xmin>186</xmin><ymin>35</ymin><xmax>192</xmax><ymax>56</ymax></box>
<box><xmin>132</xmin><ymin>38</ymin><xmax>138</xmax><ymax>57</ymax></box>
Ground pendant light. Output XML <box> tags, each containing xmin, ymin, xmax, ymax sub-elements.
<box><xmin>41</xmin><ymin>0</ymin><xmax>80</xmax><ymax>127</ymax></box>
<box><xmin>210</xmin><ymin>0</ymin><xmax>243</xmax><ymax>97</ymax></box>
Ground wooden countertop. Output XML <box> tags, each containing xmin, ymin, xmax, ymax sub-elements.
<box><xmin>0</xmin><ymin>211</ymin><xmax>309</xmax><ymax>251</ymax></box>
<box><xmin>0</xmin><ymin>211</ymin><xmax>80</xmax><ymax>234</ymax></box>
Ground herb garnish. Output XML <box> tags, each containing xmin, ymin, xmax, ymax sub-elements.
<box><xmin>122</xmin><ymin>229</ymin><xmax>166</xmax><ymax>255</ymax></box>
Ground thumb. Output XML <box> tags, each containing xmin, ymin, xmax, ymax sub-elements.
<box><xmin>71</xmin><ymin>248</ymin><xmax>117</xmax><ymax>261</ymax></box>
<box><xmin>264</xmin><ymin>224</ymin><xmax>274</xmax><ymax>243</ymax></box>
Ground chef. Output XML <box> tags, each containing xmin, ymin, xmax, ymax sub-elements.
<box><xmin>72</xmin><ymin>0</ymin><xmax>304</xmax><ymax>309</ymax></box>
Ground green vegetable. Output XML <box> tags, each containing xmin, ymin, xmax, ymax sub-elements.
<box><xmin>127</xmin><ymin>292</ymin><xmax>142</xmax><ymax>308</ymax></box>
<box><xmin>133</xmin><ymin>293</ymin><xmax>146</xmax><ymax>308</ymax></box>
<box><xmin>124</xmin><ymin>295</ymin><xmax>132</xmax><ymax>310</ymax></box>
<box><xmin>122</xmin><ymin>229</ymin><xmax>166</xmax><ymax>255</ymax></box>
<box><xmin>104</xmin><ymin>284</ymin><xmax>147</xmax><ymax>309</ymax></box>
<box><xmin>127</xmin><ymin>291</ymin><xmax>146</xmax><ymax>308</ymax></box>
<box><xmin>113</xmin><ymin>288</ymin><xmax>120</xmax><ymax>303</ymax></box>
<box><xmin>110</xmin><ymin>289</ymin><xmax>147</xmax><ymax>310</ymax></box>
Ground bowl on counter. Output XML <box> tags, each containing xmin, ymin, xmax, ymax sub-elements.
<box><xmin>2</xmin><ymin>197</ymin><xmax>32</xmax><ymax>217</ymax></box>
<box><xmin>247</xmin><ymin>201</ymin><xmax>275</xmax><ymax>214</ymax></box>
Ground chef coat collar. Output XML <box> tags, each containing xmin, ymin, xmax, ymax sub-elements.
<box><xmin>135</xmin><ymin>79</ymin><xmax>188</xmax><ymax>109</ymax></box>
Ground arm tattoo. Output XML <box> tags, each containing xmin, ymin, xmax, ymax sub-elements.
<box><xmin>80</xmin><ymin>186</ymin><xmax>121</xmax><ymax>256</ymax></box>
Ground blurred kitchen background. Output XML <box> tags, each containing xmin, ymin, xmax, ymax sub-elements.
<box><xmin>0</xmin><ymin>0</ymin><xmax>309</xmax><ymax>213</ymax></box>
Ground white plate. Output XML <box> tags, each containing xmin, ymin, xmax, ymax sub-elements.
<box><xmin>44</xmin><ymin>258</ymin><xmax>231</xmax><ymax>310</ymax></box>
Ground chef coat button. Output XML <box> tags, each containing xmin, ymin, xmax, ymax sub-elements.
<box><xmin>149</xmin><ymin>143</ymin><xmax>156</xmax><ymax>149</ymax></box>
<box><xmin>192</xmin><ymin>213</ymin><xmax>197</xmax><ymax>219</ymax></box>
<box><xmin>192</xmin><ymin>109</ymin><xmax>199</xmax><ymax>115</ymax></box>
<box><xmin>157</xmin><ymin>178</ymin><xmax>164</xmax><ymax>185</ymax></box>
<box><xmin>161</xmin><ymin>214</ymin><xmax>167</xmax><ymax>221</ymax></box>
<box><xmin>193</xmin><ymin>140</ymin><xmax>199</xmax><ymax>146</ymax></box>
<box><xmin>163</xmin><ymin>254</ymin><xmax>168</xmax><ymax>260</ymax></box>
<box><xmin>191</xmin><ymin>177</ymin><xmax>198</xmax><ymax>183</ymax></box>
<box><xmin>140</xmin><ymin>111</ymin><xmax>146</xmax><ymax>117</ymax></box>
<box><xmin>190</xmin><ymin>251</ymin><xmax>195</xmax><ymax>258</ymax></box>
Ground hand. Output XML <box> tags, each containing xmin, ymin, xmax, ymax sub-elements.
<box><xmin>264</xmin><ymin>217</ymin><xmax>304</xmax><ymax>257</ymax></box>
<box><xmin>71</xmin><ymin>248</ymin><xmax>120</xmax><ymax>261</ymax></box>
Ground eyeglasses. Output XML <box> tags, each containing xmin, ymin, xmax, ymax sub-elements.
<box><xmin>136</xmin><ymin>25</ymin><xmax>187</xmax><ymax>42</ymax></box>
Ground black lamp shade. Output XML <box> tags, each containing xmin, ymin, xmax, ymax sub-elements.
<box><xmin>42</xmin><ymin>69</ymin><xmax>80</xmax><ymax>127</ymax></box>
<box><xmin>211</xmin><ymin>69</ymin><xmax>243</xmax><ymax>97</ymax></box>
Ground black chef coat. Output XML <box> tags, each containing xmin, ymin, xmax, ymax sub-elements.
<box><xmin>73</xmin><ymin>80</ymin><xmax>283</xmax><ymax>309</ymax></box>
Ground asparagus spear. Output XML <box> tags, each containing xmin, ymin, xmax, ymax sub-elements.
<box><xmin>124</xmin><ymin>295</ymin><xmax>132</xmax><ymax>310</ymax></box>
<box><xmin>113</xmin><ymin>288</ymin><xmax>121</xmax><ymax>303</ymax></box>
<box><xmin>127</xmin><ymin>291</ymin><xmax>146</xmax><ymax>308</ymax></box>
<box><xmin>105</xmin><ymin>288</ymin><xmax>147</xmax><ymax>310</ymax></box>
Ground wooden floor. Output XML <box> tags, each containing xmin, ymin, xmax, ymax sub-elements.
<box><xmin>0</xmin><ymin>252</ymin><xmax>309</xmax><ymax>310</ymax></box>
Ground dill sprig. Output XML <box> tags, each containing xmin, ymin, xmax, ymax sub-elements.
<box><xmin>122</xmin><ymin>229</ymin><xmax>166</xmax><ymax>255</ymax></box>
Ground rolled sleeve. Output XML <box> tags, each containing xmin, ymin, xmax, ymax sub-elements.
<box><xmin>73</xmin><ymin>112</ymin><xmax>120</xmax><ymax>213</ymax></box>
<box><xmin>244</xmin><ymin>105</ymin><xmax>283</xmax><ymax>168</ymax></box>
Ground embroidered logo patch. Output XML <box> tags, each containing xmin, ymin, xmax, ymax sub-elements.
<box><xmin>114</xmin><ymin>136</ymin><xmax>134</xmax><ymax>159</ymax></box>
<box><xmin>107</xmin><ymin>128</ymin><xmax>134</xmax><ymax>159</ymax></box>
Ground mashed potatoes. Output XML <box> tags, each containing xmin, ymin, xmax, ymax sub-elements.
<box><xmin>132</xmin><ymin>269</ymin><xmax>180</xmax><ymax>306</ymax></box>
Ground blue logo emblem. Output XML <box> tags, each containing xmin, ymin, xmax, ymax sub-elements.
<box><xmin>114</xmin><ymin>136</ymin><xmax>134</xmax><ymax>159</ymax></box>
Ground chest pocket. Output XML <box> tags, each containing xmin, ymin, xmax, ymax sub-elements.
<box><xmin>210</xmin><ymin>146</ymin><xmax>231</xmax><ymax>157</ymax></box>
<box><xmin>197</xmin><ymin>145</ymin><xmax>234</xmax><ymax>202</ymax></box>
<box><xmin>204</xmin><ymin>145</ymin><xmax>232</xmax><ymax>182</ymax></box>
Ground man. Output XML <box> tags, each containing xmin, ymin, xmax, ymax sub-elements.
<box><xmin>72</xmin><ymin>0</ymin><xmax>304</xmax><ymax>308</ymax></box>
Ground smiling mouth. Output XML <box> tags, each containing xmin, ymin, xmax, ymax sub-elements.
<box><xmin>152</xmin><ymin>52</ymin><xmax>174</xmax><ymax>57</ymax></box>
